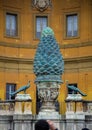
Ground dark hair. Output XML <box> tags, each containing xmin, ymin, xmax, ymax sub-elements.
<box><xmin>35</xmin><ymin>119</ymin><xmax>49</xmax><ymax>130</ymax></box>
<box><xmin>82</xmin><ymin>128</ymin><xmax>89</xmax><ymax>130</ymax></box>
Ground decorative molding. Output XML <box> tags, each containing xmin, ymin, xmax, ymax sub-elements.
<box><xmin>64</xmin><ymin>66</ymin><xmax>92</xmax><ymax>73</ymax></box>
<box><xmin>65</xmin><ymin>55</ymin><xmax>92</xmax><ymax>63</ymax></box>
<box><xmin>0</xmin><ymin>55</ymin><xmax>92</xmax><ymax>73</ymax></box>
<box><xmin>32</xmin><ymin>0</ymin><xmax>52</xmax><ymax>12</ymax></box>
<box><xmin>0</xmin><ymin>41</ymin><xmax>37</xmax><ymax>49</ymax></box>
<box><xmin>60</xmin><ymin>41</ymin><xmax>92</xmax><ymax>49</ymax></box>
<box><xmin>0</xmin><ymin>55</ymin><xmax>92</xmax><ymax>64</ymax></box>
<box><xmin>0</xmin><ymin>41</ymin><xmax>92</xmax><ymax>49</ymax></box>
<box><xmin>0</xmin><ymin>56</ymin><xmax>33</xmax><ymax>64</ymax></box>
<box><xmin>64</xmin><ymin>56</ymin><xmax>92</xmax><ymax>72</ymax></box>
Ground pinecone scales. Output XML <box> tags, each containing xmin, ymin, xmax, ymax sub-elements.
<box><xmin>33</xmin><ymin>27</ymin><xmax>64</xmax><ymax>82</ymax></box>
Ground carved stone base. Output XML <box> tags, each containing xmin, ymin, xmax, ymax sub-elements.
<box><xmin>40</xmin><ymin>101</ymin><xmax>56</xmax><ymax>111</ymax></box>
<box><xmin>36</xmin><ymin>82</ymin><xmax>60</xmax><ymax>118</ymax></box>
<box><xmin>37</xmin><ymin>109</ymin><xmax>60</xmax><ymax>119</ymax></box>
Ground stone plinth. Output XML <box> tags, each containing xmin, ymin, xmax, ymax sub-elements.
<box><xmin>14</xmin><ymin>94</ymin><xmax>32</xmax><ymax>114</ymax></box>
<box><xmin>76</xmin><ymin>111</ymin><xmax>85</xmax><ymax>119</ymax></box>
<box><xmin>66</xmin><ymin>94</ymin><xmax>82</xmax><ymax>101</ymax></box>
<box><xmin>75</xmin><ymin>101</ymin><xmax>85</xmax><ymax>119</ymax></box>
<box><xmin>14</xmin><ymin>102</ymin><xmax>22</xmax><ymax>114</ymax></box>
<box><xmin>13</xmin><ymin>115</ymin><xmax>33</xmax><ymax>130</ymax></box>
<box><xmin>65</xmin><ymin>94</ymin><xmax>85</xmax><ymax>119</ymax></box>
<box><xmin>66</xmin><ymin>101</ymin><xmax>75</xmax><ymax>112</ymax></box>
<box><xmin>66</xmin><ymin>111</ymin><xmax>75</xmax><ymax>119</ymax></box>
<box><xmin>76</xmin><ymin>102</ymin><xmax>83</xmax><ymax>112</ymax></box>
<box><xmin>36</xmin><ymin>82</ymin><xmax>60</xmax><ymax>119</ymax></box>
<box><xmin>24</xmin><ymin>102</ymin><xmax>32</xmax><ymax>114</ymax></box>
<box><xmin>15</xmin><ymin>94</ymin><xmax>31</xmax><ymax>101</ymax></box>
<box><xmin>37</xmin><ymin>109</ymin><xmax>60</xmax><ymax>119</ymax></box>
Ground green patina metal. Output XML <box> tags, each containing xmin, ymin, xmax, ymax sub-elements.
<box><xmin>10</xmin><ymin>81</ymin><xmax>30</xmax><ymax>96</ymax></box>
<box><xmin>33</xmin><ymin>27</ymin><xmax>64</xmax><ymax>82</ymax></box>
<box><xmin>41</xmin><ymin>27</ymin><xmax>54</xmax><ymax>37</ymax></box>
<box><xmin>67</xmin><ymin>85</ymin><xmax>87</xmax><ymax>96</ymax></box>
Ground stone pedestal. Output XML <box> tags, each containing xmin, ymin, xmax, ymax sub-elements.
<box><xmin>76</xmin><ymin>102</ymin><xmax>83</xmax><ymax>112</ymax></box>
<box><xmin>65</xmin><ymin>120</ymin><xmax>85</xmax><ymax>130</ymax></box>
<box><xmin>66</xmin><ymin>111</ymin><xmax>75</xmax><ymax>119</ymax></box>
<box><xmin>15</xmin><ymin>94</ymin><xmax>31</xmax><ymax>101</ymax></box>
<box><xmin>36</xmin><ymin>82</ymin><xmax>61</xmax><ymax>119</ymax></box>
<box><xmin>37</xmin><ymin>101</ymin><xmax>60</xmax><ymax>119</ymax></box>
<box><xmin>75</xmin><ymin>102</ymin><xmax>85</xmax><ymax>119</ymax></box>
<box><xmin>66</xmin><ymin>101</ymin><xmax>75</xmax><ymax>112</ymax></box>
<box><xmin>75</xmin><ymin>112</ymin><xmax>85</xmax><ymax>119</ymax></box>
<box><xmin>24</xmin><ymin>102</ymin><xmax>32</xmax><ymax>114</ymax></box>
<box><xmin>66</xmin><ymin>101</ymin><xmax>75</xmax><ymax>119</ymax></box>
<box><xmin>14</xmin><ymin>102</ymin><xmax>22</xmax><ymax>114</ymax></box>
<box><xmin>66</xmin><ymin>94</ymin><xmax>82</xmax><ymax>101</ymax></box>
<box><xmin>65</xmin><ymin>94</ymin><xmax>84</xmax><ymax>119</ymax></box>
<box><xmin>37</xmin><ymin>109</ymin><xmax>60</xmax><ymax>119</ymax></box>
<box><xmin>14</xmin><ymin>94</ymin><xmax>32</xmax><ymax>114</ymax></box>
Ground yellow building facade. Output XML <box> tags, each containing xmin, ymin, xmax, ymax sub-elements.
<box><xmin>0</xmin><ymin>0</ymin><xmax>92</xmax><ymax>114</ymax></box>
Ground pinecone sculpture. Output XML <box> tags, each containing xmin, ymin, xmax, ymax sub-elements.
<box><xmin>33</xmin><ymin>27</ymin><xmax>64</xmax><ymax>82</ymax></box>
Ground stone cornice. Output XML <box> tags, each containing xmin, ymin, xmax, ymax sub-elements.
<box><xmin>65</xmin><ymin>55</ymin><xmax>92</xmax><ymax>64</ymax></box>
<box><xmin>0</xmin><ymin>56</ymin><xmax>33</xmax><ymax>64</ymax></box>
<box><xmin>0</xmin><ymin>41</ymin><xmax>92</xmax><ymax>49</ymax></box>
<box><xmin>60</xmin><ymin>41</ymin><xmax>92</xmax><ymax>49</ymax></box>
<box><xmin>0</xmin><ymin>55</ymin><xmax>92</xmax><ymax>64</ymax></box>
<box><xmin>0</xmin><ymin>41</ymin><xmax>37</xmax><ymax>49</ymax></box>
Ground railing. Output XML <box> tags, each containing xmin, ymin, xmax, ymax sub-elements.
<box><xmin>0</xmin><ymin>100</ymin><xmax>15</xmax><ymax>115</ymax></box>
<box><xmin>65</xmin><ymin>98</ymin><xmax>92</xmax><ymax>114</ymax></box>
<box><xmin>0</xmin><ymin>99</ymin><xmax>92</xmax><ymax>115</ymax></box>
<box><xmin>83</xmin><ymin>100</ymin><xmax>92</xmax><ymax>114</ymax></box>
<box><xmin>0</xmin><ymin>99</ymin><xmax>32</xmax><ymax>115</ymax></box>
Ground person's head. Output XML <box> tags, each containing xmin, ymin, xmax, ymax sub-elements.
<box><xmin>35</xmin><ymin>119</ymin><xmax>49</xmax><ymax>130</ymax></box>
<box><xmin>82</xmin><ymin>128</ymin><xmax>89</xmax><ymax>130</ymax></box>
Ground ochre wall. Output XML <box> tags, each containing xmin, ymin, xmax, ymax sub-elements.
<box><xmin>0</xmin><ymin>0</ymin><xmax>92</xmax><ymax>114</ymax></box>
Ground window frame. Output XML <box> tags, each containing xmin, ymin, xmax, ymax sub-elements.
<box><xmin>34</xmin><ymin>14</ymin><xmax>50</xmax><ymax>40</ymax></box>
<box><xmin>4</xmin><ymin>11</ymin><xmax>20</xmax><ymax>38</ymax></box>
<box><xmin>6</xmin><ymin>83</ymin><xmax>16</xmax><ymax>100</ymax></box>
<box><xmin>64</xmin><ymin>12</ymin><xmax>80</xmax><ymax>39</ymax></box>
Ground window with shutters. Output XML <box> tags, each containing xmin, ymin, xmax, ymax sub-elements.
<box><xmin>65</xmin><ymin>14</ymin><xmax>78</xmax><ymax>38</ymax></box>
<box><xmin>5</xmin><ymin>12</ymin><xmax>18</xmax><ymax>37</ymax></box>
<box><xmin>35</xmin><ymin>16</ymin><xmax>48</xmax><ymax>39</ymax></box>
<box><xmin>6</xmin><ymin>83</ymin><xmax>16</xmax><ymax>100</ymax></box>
